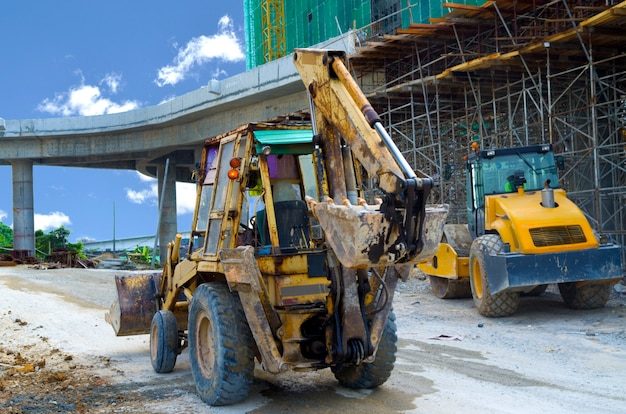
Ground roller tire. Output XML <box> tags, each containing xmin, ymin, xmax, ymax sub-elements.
<box><xmin>188</xmin><ymin>283</ymin><xmax>255</xmax><ymax>406</ymax></box>
<box><xmin>558</xmin><ymin>282</ymin><xmax>612</xmax><ymax>310</ymax></box>
<box><xmin>469</xmin><ymin>235</ymin><xmax>519</xmax><ymax>317</ymax></box>
<box><xmin>429</xmin><ymin>275</ymin><xmax>472</xmax><ymax>299</ymax></box>
<box><xmin>332</xmin><ymin>310</ymin><xmax>397</xmax><ymax>389</ymax></box>
<box><xmin>150</xmin><ymin>310</ymin><xmax>179</xmax><ymax>373</ymax></box>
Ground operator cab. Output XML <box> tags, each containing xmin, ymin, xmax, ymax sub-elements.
<box><xmin>246</xmin><ymin>127</ymin><xmax>319</xmax><ymax>253</ymax></box>
<box><xmin>466</xmin><ymin>144</ymin><xmax>560</xmax><ymax>238</ymax></box>
<box><xmin>190</xmin><ymin>126</ymin><xmax>320</xmax><ymax>257</ymax></box>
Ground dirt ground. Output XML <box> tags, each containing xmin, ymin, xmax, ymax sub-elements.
<box><xmin>1</xmin><ymin>265</ymin><xmax>625</xmax><ymax>414</ymax></box>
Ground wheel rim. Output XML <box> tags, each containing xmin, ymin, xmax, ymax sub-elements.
<box><xmin>150</xmin><ymin>320</ymin><xmax>158</xmax><ymax>360</ymax></box>
<box><xmin>471</xmin><ymin>257</ymin><xmax>483</xmax><ymax>299</ymax></box>
<box><xmin>195</xmin><ymin>309</ymin><xmax>215</xmax><ymax>379</ymax></box>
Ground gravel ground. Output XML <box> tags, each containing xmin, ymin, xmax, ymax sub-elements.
<box><xmin>1</xmin><ymin>265</ymin><xmax>625</xmax><ymax>413</ymax></box>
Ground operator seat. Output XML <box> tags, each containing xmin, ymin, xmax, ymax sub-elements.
<box><xmin>256</xmin><ymin>180</ymin><xmax>310</xmax><ymax>249</ymax></box>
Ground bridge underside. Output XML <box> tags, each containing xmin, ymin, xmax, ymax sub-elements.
<box><xmin>2</xmin><ymin>89</ymin><xmax>308</xmax><ymax>182</ymax></box>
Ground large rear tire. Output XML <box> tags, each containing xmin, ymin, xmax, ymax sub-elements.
<box><xmin>558</xmin><ymin>282</ymin><xmax>612</xmax><ymax>310</ymax></box>
<box><xmin>150</xmin><ymin>310</ymin><xmax>179</xmax><ymax>373</ymax></box>
<box><xmin>188</xmin><ymin>283</ymin><xmax>255</xmax><ymax>406</ymax></box>
<box><xmin>332</xmin><ymin>310</ymin><xmax>397</xmax><ymax>389</ymax></box>
<box><xmin>469</xmin><ymin>235</ymin><xmax>519</xmax><ymax>317</ymax></box>
<box><xmin>429</xmin><ymin>275</ymin><xmax>472</xmax><ymax>299</ymax></box>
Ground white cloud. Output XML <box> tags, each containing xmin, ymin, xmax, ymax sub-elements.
<box><xmin>137</xmin><ymin>172</ymin><xmax>156</xmax><ymax>183</ymax></box>
<box><xmin>155</xmin><ymin>15</ymin><xmax>244</xmax><ymax>87</ymax></box>
<box><xmin>38</xmin><ymin>72</ymin><xmax>140</xmax><ymax>117</ymax></box>
<box><xmin>126</xmin><ymin>183</ymin><xmax>158</xmax><ymax>205</ymax></box>
<box><xmin>35</xmin><ymin>211</ymin><xmax>71</xmax><ymax>232</ymax></box>
<box><xmin>101</xmin><ymin>73</ymin><xmax>122</xmax><ymax>94</ymax></box>
<box><xmin>176</xmin><ymin>183</ymin><xmax>196</xmax><ymax>215</ymax></box>
<box><xmin>126</xmin><ymin>173</ymin><xmax>195</xmax><ymax>215</ymax></box>
<box><xmin>0</xmin><ymin>210</ymin><xmax>7</xmax><ymax>222</ymax></box>
<box><xmin>211</xmin><ymin>68</ymin><xmax>228</xmax><ymax>79</ymax></box>
<box><xmin>77</xmin><ymin>236</ymin><xmax>96</xmax><ymax>243</ymax></box>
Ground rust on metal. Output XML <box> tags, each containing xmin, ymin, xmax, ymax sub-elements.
<box><xmin>105</xmin><ymin>272</ymin><xmax>161</xmax><ymax>336</ymax></box>
<box><xmin>220</xmin><ymin>246</ymin><xmax>286</xmax><ymax>374</ymax></box>
<box><xmin>306</xmin><ymin>196</ymin><xmax>448</xmax><ymax>268</ymax></box>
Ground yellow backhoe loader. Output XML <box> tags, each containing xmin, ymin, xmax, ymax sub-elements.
<box><xmin>419</xmin><ymin>143</ymin><xmax>623</xmax><ymax>317</ymax></box>
<box><xmin>106</xmin><ymin>49</ymin><xmax>448</xmax><ymax>406</ymax></box>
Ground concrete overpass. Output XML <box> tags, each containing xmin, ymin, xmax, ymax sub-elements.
<box><xmin>0</xmin><ymin>34</ymin><xmax>355</xmax><ymax>259</ymax></box>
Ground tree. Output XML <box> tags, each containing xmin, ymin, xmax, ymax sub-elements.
<box><xmin>0</xmin><ymin>222</ymin><xmax>13</xmax><ymax>248</ymax></box>
<box><xmin>0</xmin><ymin>225</ymin><xmax>84</xmax><ymax>258</ymax></box>
<box><xmin>36</xmin><ymin>226</ymin><xmax>84</xmax><ymax>258</ymax></box>
<box><xmin>50</xmin><ymin>226</ymin><xmax>71</xmax><ymax>249</ymax></box>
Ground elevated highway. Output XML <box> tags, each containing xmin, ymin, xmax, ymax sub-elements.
<box><xmin>0</xmin><ymin>34</ymin><xmax>355</xmax><ymax>259</ymax></box>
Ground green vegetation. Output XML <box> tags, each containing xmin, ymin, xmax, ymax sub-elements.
<box><xmin>0</xmin><ymin>222</ymin><xmax>13</xmax><ymax>249</ymax></box>
<box><xmin>36</xmin><ymin>226</ymin><xmax>84</xmax><ymax>258</ymax></box>
<box><xmin>0</xmin><ymin>224</ymin><xmax>84</xmax><ymax>258</ymax></box>
<box><xmin>128</xmin><ymin>245</ymin><xmax>153</xmax><ymax>265</ymax></box>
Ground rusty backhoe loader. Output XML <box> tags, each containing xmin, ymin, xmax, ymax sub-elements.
<box><xmin>106</xmin><ymin>49</ymin><xmax>448</xmax><ymax>406</ymax></box>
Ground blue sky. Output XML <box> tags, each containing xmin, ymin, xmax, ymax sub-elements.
<box><xmin>0</xmin><ymin>1</ymin><xmax>247</xmax><ymax>243</ymax></box>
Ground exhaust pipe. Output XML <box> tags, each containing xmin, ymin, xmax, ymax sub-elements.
<box><xmin>541</xmin><ymin>180</ymin><xmax>556</xmax><ymax>208</ymax></box>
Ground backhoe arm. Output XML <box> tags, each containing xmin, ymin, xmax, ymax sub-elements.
<box><xmin>293</xmin><ymin>49</ymin><xmax>442</xmax><ymax>264</ymax></box>
<box><xmin>294</xmin><ymin>49</ymin><xmax>422</xmax><ymax>195</ymax></box>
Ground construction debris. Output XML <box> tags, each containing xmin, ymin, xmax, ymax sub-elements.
<box><xmin>0</xmin><ymin>254</ymin><xmax>17</xmax><ymax>266</ymax></box>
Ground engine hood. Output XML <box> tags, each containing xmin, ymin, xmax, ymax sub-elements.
<box><xmin>486</xmin><ymin>189</ymin><xmax>598</xmax><ymax>254</ymax></box>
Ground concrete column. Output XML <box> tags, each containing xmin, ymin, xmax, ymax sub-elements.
<box><xmin>157</xmin><ymin>160</ymin><xmax>177</xmax><ymax>265</ymax></box>
<box><xmin>12</xmin><ymin>160</ymin><xmax>35</xmax><ymax>257</ymax></box>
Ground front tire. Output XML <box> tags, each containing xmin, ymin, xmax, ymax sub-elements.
<box><xmin>150</xmin><ymin>310</ymin><xmax>179</xmax><ymax>373</ymax></box>
<box><xmin>558</xmin><ymin>282</ymin><xmax>612</xmax><ymax>310</ymax></box>
<box><xmin>332</xmin><ymin>310</ymin><xmax>397</xmax><ymax>389</ymax></box>
<box><xmin>188</xmin><ymin>283</ymin><xmax>255</xmax><ymax>406</ymax></box>
<box><xmin>469</xmin><ymin>235</ymin><xmax>519</xmax><ymax>317</ymax></box>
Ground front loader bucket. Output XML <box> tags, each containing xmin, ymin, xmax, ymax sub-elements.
<box><xmin>105</xmin><ymin>272</ymin><xmax>161</xmax><ymax>336</ymax></box>
<box><xmin>308</xmin><ymin>197</ymin><xmax>448</xmax><ymax>268</ymax></box>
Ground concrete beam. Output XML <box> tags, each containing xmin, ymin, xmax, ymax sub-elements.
<box><xmin>0</xmin><ymin>89</ymin><xmax>306</xmax><ymax>167</ymax></box>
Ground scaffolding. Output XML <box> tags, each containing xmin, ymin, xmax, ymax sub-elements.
<box><xmin>346</xmin><ymin>0</ymin><xmax>626</xmax><ymax>263</ymax></box>
<box><xmin>261</xmin><ymin>0</ymin><xmax>286</xmax><ymax>63</ymax></box>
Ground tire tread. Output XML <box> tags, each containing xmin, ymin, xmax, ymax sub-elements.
<box><xmin>332</xmin><ymin>310</ymin><xmax>397</xmax><ymax>389</ymax></box>
<box><xmin>559</xmin><ymin>282</ymin><xmax>612</xmax><ymax>310</ymax></box>
<box><xmin>470</xmin><ymin>235</ymin><xmax>519</xmax><ymax>317</ymax></box>
<box><xmin>189</xmin><ymin>283</ymin><xmax>254</xmax><ymax>406</ymax></box>
<box><xmin>150</xmin><ymin>310</ymin><xmax>178</xmax><ymax>373</ymax></box>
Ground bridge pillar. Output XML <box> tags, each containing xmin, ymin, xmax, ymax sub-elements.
<box><xmin>11</xmin><ymin>160</ymin><xmax>35</xmax><ymax>257</ymax></box>
<box><xmin>157</xmin><ymin>161</ymin><xmax>177</xmax><ymax>265</ymax></box>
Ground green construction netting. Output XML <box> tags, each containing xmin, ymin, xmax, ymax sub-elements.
<box><xmin>244</xmin><ymin>1</ymin><xmax>490</xmax><ymax>69</ymax></box>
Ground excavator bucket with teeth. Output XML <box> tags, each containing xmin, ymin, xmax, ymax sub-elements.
<box><xmin>307</xmin><ymin>197</ymin><xmax>448</xmax><ymax>269</ymax></box>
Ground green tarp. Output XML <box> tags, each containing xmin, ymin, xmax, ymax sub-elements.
<box><xmin>253</xmin><ymin>129</ymin><xmax>313</xmax><ymax>155</ymax></box>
